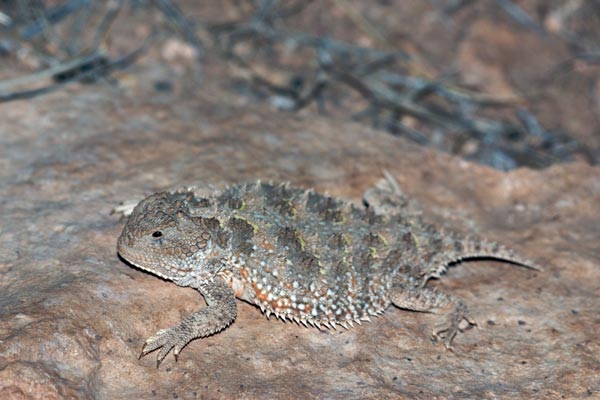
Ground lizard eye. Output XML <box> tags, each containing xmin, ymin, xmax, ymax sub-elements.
<box><xmin>152</xmin><ymin>231</ymin><xmax>163</xmax><ymax>238</ymax></box>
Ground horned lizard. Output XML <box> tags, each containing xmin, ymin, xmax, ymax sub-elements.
<box><xmin>117</xmin><ymin>174</ymin><xmax>540</xmax><ymax>366</ymax></box>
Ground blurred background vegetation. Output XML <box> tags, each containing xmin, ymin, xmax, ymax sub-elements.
<box><xmin>1</xmin><ymin>0</ymin><xmax>598</xmax><ymax>169</ymax></box>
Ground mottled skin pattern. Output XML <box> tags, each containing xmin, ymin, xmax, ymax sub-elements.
<box><xmin>117</xmin><ymin>176</ymin><xmax>540</xmax><ymax>366</ymax></box>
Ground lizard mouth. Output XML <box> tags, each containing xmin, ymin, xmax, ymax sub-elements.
<box><xmin>117</xmin><ymin>248</ymin><xmax>171</xmax><ymax>281</ymax></box>
<box><xmin>116</xmin><ymin>234</ymin><xmax>164</xmax><ymax>277</ymax></box>
<box><xmin>117</xmin><ymin>235</ymin><xmax>193</xmax><ymax>281</ymax></box>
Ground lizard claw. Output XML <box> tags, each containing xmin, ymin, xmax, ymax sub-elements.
<box><xmin>139</xmin><ymin>326</ymin><xmax>188</xmax><ymax>366</ymax></box>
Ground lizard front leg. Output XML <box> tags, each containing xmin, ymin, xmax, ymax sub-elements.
<box><xmin>140</xmin><ymin>278</ymin><xmax>237</xmax><ymax>366</ymax></box>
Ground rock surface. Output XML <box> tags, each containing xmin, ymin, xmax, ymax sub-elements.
<box><xmin>1</xmin><ymin>76</ymin><xmax>599</xmax><ymax>399</ymax></box>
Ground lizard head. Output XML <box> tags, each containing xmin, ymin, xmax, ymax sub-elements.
<box><xmin>117</xmin><ymin>192</ymin><xmax>226</xmax><ymax>285</ymax></box>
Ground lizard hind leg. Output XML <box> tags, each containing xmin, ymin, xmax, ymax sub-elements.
<box><xmin>362</xmin><ymin>170</ymin><xmax>422</xmax><ymax>217</ymax></box>
<box><xmin>389</xmin><ymin>274</ymin><xmax>476</xmax><ymax>349</ymax></box>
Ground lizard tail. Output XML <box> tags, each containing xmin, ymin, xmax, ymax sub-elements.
<box><xmin>420</xmin><ymin>232</ymin><xmax>542</xmax><ymax>286</ymax></box>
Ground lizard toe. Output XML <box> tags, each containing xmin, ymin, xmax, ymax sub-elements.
<box><xmin>139</xmin><ymin>326</ymin><xmax>182</xmax><ymax>364</ymax></box>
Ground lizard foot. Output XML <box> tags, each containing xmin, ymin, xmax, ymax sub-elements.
<box><xmin>140</xmin><ymin>326</ymin><xmax>191</xmax><ymax>367</ymax></box>
<box><xmin>431</xmin><ymin>300</ymin><xmax>477</xmax><ymax>349</ymax></box>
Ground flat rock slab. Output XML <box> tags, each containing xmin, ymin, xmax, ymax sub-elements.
<box><xmin>0</xmin><ymin>81</ymin><xmax>599</xmax><ymax>399</ymax></box>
